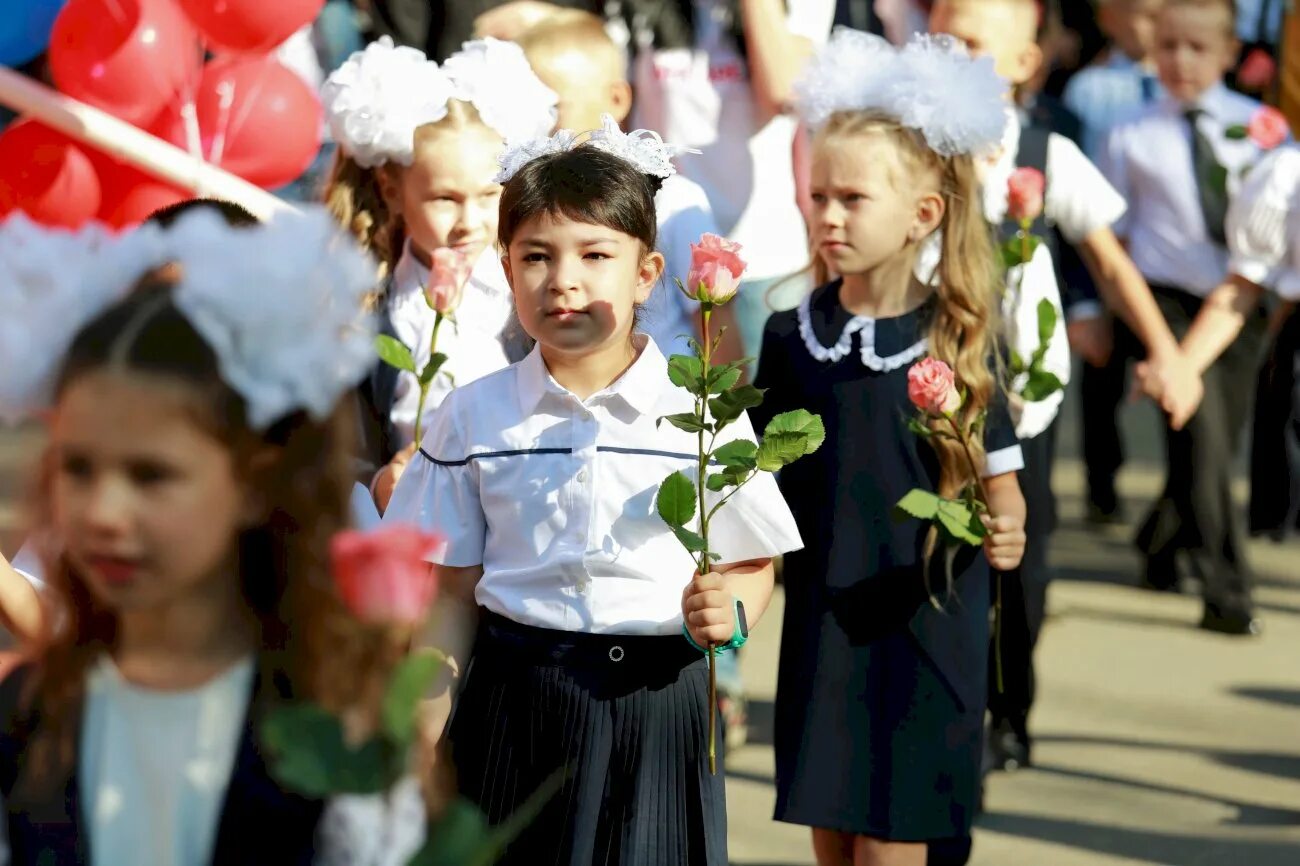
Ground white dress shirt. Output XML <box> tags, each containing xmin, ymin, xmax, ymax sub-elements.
<box><xmin>80</xmin><ymin>655</ymin><xmax>253</xmax><ymax>866</ymax></box>
<box><xmin>388</xmin><ymin>242</ymin><xmax>514</xmax><ymax>448</ymax></box>
<box><xmin>383</xmin><ymin>336</ymin><xmax>803</xmax><ymax>635</ymax></box>
<box><xmin>1226</xmin><ymin>145</ymin><xmax>1300</xmax><ymax>300</ymax></box>
<box><xmin>1101</xmin><ymin>83</ymin><xmax>1269</xmax><ymax>296</ymax></box>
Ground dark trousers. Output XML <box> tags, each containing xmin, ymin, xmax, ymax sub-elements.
<box><xmin>1080</xmin><ymin>315</ymin><xmax>1144</xmax><ymax>503</ymax></box>
<box><xmin>1134</xmin><ymin>286</ymin><xmax>1267</xmax><ymax>615</ymax></box>
<box><xmin>986</xmin><ymin>423</ymin><xmax>1056</xmax><ymax>737</ymax></box>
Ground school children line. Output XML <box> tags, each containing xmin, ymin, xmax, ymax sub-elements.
<box><xmin>0</xmin><ymin>0</ymin><xmax>1297</xmax><ymax>864</ymax></box>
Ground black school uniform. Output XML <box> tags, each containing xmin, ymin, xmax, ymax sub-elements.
<box><xmin>753</xmin><ymin>283</ymin><xmax>1023</xmax><ymax>840</ymax></box>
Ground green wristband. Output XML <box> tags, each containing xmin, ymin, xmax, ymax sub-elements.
<box><xmin>682</xmin><ymin>599</ymin><xmax>749</xmax><ymax>654</ymax></box>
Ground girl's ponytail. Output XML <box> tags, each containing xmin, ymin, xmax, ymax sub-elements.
<box><xmin>323</xmin><ymin>151</ymin><xmax>404</xmax><ymax>294</ymax></box>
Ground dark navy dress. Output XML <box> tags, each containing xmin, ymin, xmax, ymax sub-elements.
<box><xmin>752</xmin><ymin>282</ymin><xmax>1022</xmax><ymax>841</ymax></box>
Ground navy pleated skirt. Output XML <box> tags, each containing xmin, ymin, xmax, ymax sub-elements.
<box><xmin>448</xmin><ymin>612</ymin><xmax>728</xmax><ymax>866</ymax></box>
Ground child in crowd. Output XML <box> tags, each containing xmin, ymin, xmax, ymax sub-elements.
<box><xmin>757</xmin><ymin>32</ymin><xmax>1026</xmax><ymax>866</ymax></box>
<box><xmin>1101</xmin><ymin>0</ymin><xmax>1277</xmax><ymax>635</ymax></box>
<box><xmin>320</xmin><ymin>36</ymin><xmax>557</xmax><ymax>497</ymax></box>
<box><xmin>1141</xmin><ymin>146</ymin><xmax>1300</xmax><ymax>537</ymax></box>
<box><xmin>1064</xmin><ymin>0</ymin><xmax>1166</xmax><ymax>160</ymax></box>
<box><xmin>383</xmin><ymin>127</ymin><xmax>802</xmax><ymax>864</ymax></box>
<box><xmin>0</xmin><ymin>208</ymin><xmax>399</xmax><ymax>864</ymax></box>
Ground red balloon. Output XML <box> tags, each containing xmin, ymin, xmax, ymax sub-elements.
<box><xmin>177</xmin><ymin>0</ymin><xmax>324</xmax><ymax>53</ymax></box>
<box><xmin>0</xmin><ymin>120</ymin><xmax>101</xmax><ymax>228</ymax></box>
<box><xmin>106</xmin><ymin>181</ymin><xmax>190</xmax><ymax>228</ymax></box>
<box><xmin>153</xmin><ymin>56</ymin><xmax>322</xmax><ymax>190</ymax></box>
<box><xmin>49</xmin><ymin>0</ymin><xmax>200</xmax><ymax>126</ymax></box>
<box><xmin>86</xmin><ymin>152</ymin><xmax>189</xmax><ymax>228</ymax></box>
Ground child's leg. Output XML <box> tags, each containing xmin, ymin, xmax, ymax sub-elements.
<box><xmin>811</xmin><ymin>828</ymin><xmax>854</xmax><ymax>866</ymax></box>
<box><xmin>853</xmin><ymin>836</ymin><xmax>927</xmax><ymax>866</ymax></box>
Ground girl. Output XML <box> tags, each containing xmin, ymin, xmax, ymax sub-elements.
<box><xmin>753</xmin><ymin>33</ymin><xmax>1027</xmax><ymax>865</ymax></box>
<box><xmin>1140</xmin><ymin>144</ymin><xmax>1300</xmax><ymax>632</ymax></box>
<box><xmin>320</xmin><ymin>36</ymin><xmax>557</xmax><ymax>488</ymax></box>
<box><xmin>383</xmin><ymin>129</ymin><xmax>802</xmax><ymax>864</ymax></box>
<box><xmin>0</xmin><ymin>209</ymin><xmax>398</xmax><ymax>865</ymax></box>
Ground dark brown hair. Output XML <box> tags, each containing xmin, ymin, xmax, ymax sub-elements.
<box><xmin>498</xmin><ymin>144</ymin><xmax>659</xmax><ymax>251</ymax></box>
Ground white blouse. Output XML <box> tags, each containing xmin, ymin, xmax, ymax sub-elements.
<box><xmin>1226</xmin><ymin>146</ymin><xmax>1300</xmax><ymax>300</ymax></box>
<box><xmin>388</xmin><ymin>242</ymin><xmax>515</xmax><ymax>449</ymax></box>
<box><xmin>383</xmin><ymin>336</ymin><xmax>803</xmax><ymax>635</ymax></box>
<box><xmin>79</xmin><ymin>655</ymin><xmax>254</xmax><ymax>866</ymax></box>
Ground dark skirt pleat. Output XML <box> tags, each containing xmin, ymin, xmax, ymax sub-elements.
<box><xmin>448</xmin><ymin>615</ymin><xmax>727</xmax><ymax>866</ymax></box>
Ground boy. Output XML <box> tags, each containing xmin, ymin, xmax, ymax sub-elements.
<box><xmin>927</xmin><ymin>0</ymin><xmax>1194</xmax><ymax>784</ymax></box>
<box><xmin>1063</xmin><ymin>0</ymin><xmax>1166</xmax><ymax>160</ymax></box>
<box><xmin>1101</xmin><ymin>0</ymin><xmax>1272</xmax><ymax>636</ymax></box>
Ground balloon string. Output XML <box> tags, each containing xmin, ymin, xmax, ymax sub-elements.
<box><xmin>179</xmin><ymin>100</ymin><xmax>206</xmax><ymax>196</ymax></box>
<box><xmin>210</xmin><ymin>81</ymin><xmax>235</xmax><ymax>168</ymax></box>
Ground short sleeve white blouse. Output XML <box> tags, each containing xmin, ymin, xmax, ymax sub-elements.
<box><xmin>1226</xmin><ymin>146</ymin><xmax>1300</xmax><ymax>300</ymax></box>
<box><xmin>382</xmin><ymin>336</ymin><xmax>803</xmax><ymax>636</ymax></box>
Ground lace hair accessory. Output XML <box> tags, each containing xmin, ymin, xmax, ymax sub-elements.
<box><xmin>0</xmin><ymin>216</ymin><xmax>168</xmax><ymax>425</ymax></box>
<box><xmin>794</xmin><ymin>29</ymin><xmax>1009</xmax><ymax>157</ymax></box>
<box><xmin>443</xmin><ymin>38</ymin><xmax>559</xmax><ymax>146</ymax></box>
<box><xmin>0</xmin><ymin>207</ymin><xmax>378</xmax><ymax>431</ymax></box>
<box><xmin>494</xmin><ymin>113</ymin><xmax>697</xmax><ymax>184</ymax></box>
<box><xmin>169</xmin><ymin>207</ymin><xmax>379</xmax><ymax>430</ymax></box>
<box><xmin>322</xmin><ymin>37</ymin><xmax>459</xmax><ymax>169</ymax></box>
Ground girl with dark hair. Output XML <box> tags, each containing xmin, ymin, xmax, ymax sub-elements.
<box><xmin>0</xmin><ymin>209</ymin><xmax>398</xmax><ymax>865</ymax></box>
<box><xmin>384</xmin><ymin>128</ymin><xmax>802</xmax><ymax>865</ymax></box>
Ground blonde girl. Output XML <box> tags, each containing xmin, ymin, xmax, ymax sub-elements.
<box><xmin>750</xmin><ymin>32</ymin><xmax>1027</xmax><ymax>866</ymax></box>
<box><xmin>320</xmin><ymin>37</ymin><xmax>557</xmax><ymax>492</ymax></box>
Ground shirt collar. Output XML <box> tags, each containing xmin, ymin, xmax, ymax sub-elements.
<box><xmin>391</xmin><ymin>239</ymin><xmax>429</xmax><ymax>300</ymax></box>
<box><xmin>515</xmin><ymin>335</ymin><xmax>667</xmax><ymax>417</ymax></box>
<box><xmin>1178</xmin><ymin>81</ymin><xmax>1233</xmax><ymax>115</ymax></box>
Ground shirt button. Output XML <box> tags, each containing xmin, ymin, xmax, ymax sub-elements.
<box><xmin>577</xmin><ymin>468</ymin><xmax>588</xmax><ymax>483</ymax></box>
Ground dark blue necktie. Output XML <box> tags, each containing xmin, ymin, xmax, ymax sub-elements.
<box><xmin>1185</xmin><ymin>108</ymin><xmax>1228</xmax><ymax>244</ymax></box>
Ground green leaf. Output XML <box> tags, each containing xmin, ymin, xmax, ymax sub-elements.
<box><xmin>1036</xmin><ymin>298</ymin><xmax>1057</xmax><ymax>346</ymax></box>
<box><xmin>936</xmin><ymin>498</ymin><xmax>987</xmax><ymax>546</ymax></box>
<box><xmin>1008</xmin><ymin>349</ymin><xmax>1026</xmax><ymax>376</ymax></box>
<box><xmin>661</xmin><ymin>412</ymin><xmax>710</xmax><ymax>434</ymax></box>
<box><xmin>755</xmin><ymin>410</ymin><xmax>826</xmax><ymax>470</ymax></box>
<box><xmin>656</xmin><ymin>471</ymin><xmax>697</xmax><ymax>527</ymax></box>
<box><xmin>667</xmin><ymin>355</ymin><xmax>705</xmax><ymax>393</ymax></box>
<box><xmin>1224</xmin><ymin>124</ymin><xmax>1248</xmax><ymax>140</ymax></box>
<box><xmin>706</xmin><ymin>363</ymin><xmax>744</xmax><ymax>395</ymax></box>
<box><xmin>894</xmin><ymin>488</ymin><xmax>941</xmax><ymax>521</ymax></box>
<box><xmin>1000</xmin><ymin>234</ymin><xmax>1041</xmax><ymax>270</ymax></box>
<box><xmin>712</xmin><ymin>439</ymin><xmax>758</xmax><ymax>470</ymax></box>
<box><xmin>411</xmin><ymin>798</ymin><xmax>493</xmax><ymax>866</ymax></box>
<box><xmin>708</xmin><ymin>385</ymin><xmax>765</xmax><ymax>427</ymax></box>
<box><xmin>260</xmin><ymin>703</ymin><xmax>392</xmax><ymax>797</ymax></box>
<box><xmin>419</xmin><ymin>352</ymin><xmax>449</xmax><ymax>386</ymax></box>
<box><xmin>706</xmin><ymin>472</ymin><xmax>732</xmax><ymax>492</ymax></box>
<box><xmin>382</xmin><ymin>650</ymin><xmax>444</xmax><ymax>745</ymax></box>
<box><xmin>671</xmin><ymin>525</ymin><xmax>708</xmax><ymax>553</ymax></box>
<box><xmin>907</xmin><ymin>416</ymin><xmax>934</xmax><ymax>439</ymax></box>
<box><xmin>1019</xmin><ymin>369</ymin><xmax>1064</xmax><ymax>402</ymax></box>
<box><xmin>374</xmin><ymin>334</ymin><xmax>417</xmax><ymax>374</ymax></box>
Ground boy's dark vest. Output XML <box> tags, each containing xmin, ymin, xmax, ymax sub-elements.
<box><xmin>0</xmin><ymin>664</ymin><xmax>323</xmax><ymax>866</ymax></box>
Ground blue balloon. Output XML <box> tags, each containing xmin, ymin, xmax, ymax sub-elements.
<box><xmin>0</xmin><ymin>0</ymin><xmax>67</xmax><ymax>68</ymax></box>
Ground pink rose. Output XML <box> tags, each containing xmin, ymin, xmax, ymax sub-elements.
<box><xmin>1237</xmin><ymin>49</ymin><xmax>1277</xmax><ymax>92</ymax></box>
<box><xmin>425</xmin><ymin>247</ymin><xmax>471</xmax><ymax>314</ymax></box>
<box><xmin>686</xmin><ymin>233</ymin><xmax>746</xmax><ymax>303</ymax></box>
<box><xmin>331</xmin><ymin>524</ymin><xmax>443</xmax><ymax>626</ymax></box>
<box><xmin>907</xmin><ymin>357</ymin><xmax>962</xmax><ymax>417</ymax></box>
<box><xmin>1006</xmin><ymin>167</ymin><xmax>1046</xmax><ymax>224</ymax></box>
<box><xmin>1247</xmin><ymin>106</ymin><xmax>1290</xmax><ymax>151</ymax></box>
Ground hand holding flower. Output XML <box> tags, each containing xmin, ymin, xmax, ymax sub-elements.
<box><xmin>981</xmin><ymin>513</ymin><xmax>1026</xmax><ymax>572</ymax></box>
<box><xmin>681</xmin><ymin>572</ymin><xmax>736</xmax><ymax>648</ymax></box>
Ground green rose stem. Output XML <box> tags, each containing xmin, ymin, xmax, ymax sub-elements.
<box><xmin>412</xmin><ymin>308</ymin><xmax>446</xmax><ymax>448</ymax></box>
<box><xmin>697</xmin><ymin>302</ymin><xmax>720</xmax><ymax>776</ymax></box>
<box><xmin>942</xmin><ymin>411</ymin><xmax>1003</xmax><ymax>693</ymax></box>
